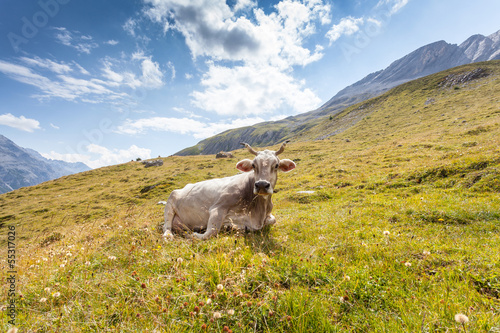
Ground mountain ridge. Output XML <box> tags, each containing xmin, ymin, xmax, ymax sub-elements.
<box><xmin>176</xmin><ymin>28</ymin><xmax>500</xmax><ymax>156</ymax></box>
<box><xmin>0</xmin><ymin>134</ymin><xmax>90</xmax><ymax>193</ymax></box>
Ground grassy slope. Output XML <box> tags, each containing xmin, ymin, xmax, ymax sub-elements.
<box><xmin>1</xmin><ymin>62</ymin><xmax>500</xmax><ymax>332</ymax></box>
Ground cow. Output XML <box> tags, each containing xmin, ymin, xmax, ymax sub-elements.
<box><xmin>163</xmin><ymin>141</ymin><xmax>296</xmax><ymax>240</ymax></box>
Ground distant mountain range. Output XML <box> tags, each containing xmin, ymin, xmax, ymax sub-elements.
<box><xmin>176</xmin><ymin>28</ymin><xmax>500</xmax><ymax>156</ymax></box>
<box><xmin>0</xmin><ymin>135</ymin><xmax>90</xmax><ymax>194</ymax></box>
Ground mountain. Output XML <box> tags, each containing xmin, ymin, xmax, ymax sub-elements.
<box><xmin>0</xmin><ymin>135</ymin><xmax>90</xmax><ymax>193</ymax></box>
<box><xmin>176</xmin><ymin>29</ymin><xmax>500</xmax><ymax>156</ymax></box>
<box><xmin>1</xmin><ymin>61</ymin><xmax>499</xmax><ymax>331</ymax></box>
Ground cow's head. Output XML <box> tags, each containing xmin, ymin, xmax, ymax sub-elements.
<box><xmin>236</xmin><ymin>141</ymin><xmax>296</xmax><ymax>196</ymax></box>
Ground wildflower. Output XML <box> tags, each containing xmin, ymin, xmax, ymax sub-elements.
<box><xmin>423</xmin><ymin>250</ymin><xmax>431</xmax><ymax>255</ymax></box>
<box><xmin>213</xmin><ymin>311</ymin><xmax>222</xmax><ymax>319</ymax></box>
<box><xmin>201</xmin><ymin>324</ymin><xmax>207</xmax><ymax>330</ymax></box>
<box><xmin>177</xmin><ymin>257</ymin><xmax>183</xmax><ymax>264</ymax></box>
<box><xmin>52</xmin><ymin>292</ymin><xmax>61</xmax><ymax>298</ymax></box>
<box><xmin>44</xmin><ymin>287</ymin><xmax>51</xmax><ymax>293</ymax></box>
<box><xmin>66</xmin><ymin>252</ymin><xmax>72</xmax><ymax>257</ymax></box>
<box><xmin>404</xmin><ymin>262</ymin><xmax>412</xmax><ymax>267</ymax></box>
<box><xmin>227</xmin><ymin>309</ymin><xmax>235</xmax><ymax>315</ymax></box>
<box><xmin>141</xmin><ymin>283</ymin><xmax>146</xmax><ymax>289</ymax></box>
<box><xmin>108</xmin><ymin>256</ymin><xmax>117</xmax><ymax>260</ymax></box>
<box><xmin>455</xmin><ymin>313</ymin><xmax>469</xmax><ymax>324</ymax></box>
<box><xmin>59</xmin><ymin>264</ymin><xmax>65</xmax><ymax>268</ymax></box>
<box><xmin>7</xmin><ymin>328</ymin><xmax>18</xmax><ymax>333</ymax></box>
<box><xmin>339</xmin><ymin>295</ymin><xmax>349</xmax><ymax>303</ymax></box>
<box><xmin>383</xmin><ymin>230</ymin><xmax>390</xmax><ymax>236</ymax></box>
<box><xmin>344</xmin><ymin>275</ymin><xmax>351</xmax><ymax>281</ymax></box>
<box><xmin>85</xmin><ymin>261</ymin><xmax>91</xmax><ymax>266</ymax></box>
<box><xmin>42</xmin><ymin>257</ymin><xmax>48</xmax><ymax>261</ymax></box>
<box><xmin>39</xmin><ymin>298</ymin><xmax>47</xmax><ymax>303</ymax></box>
<box><xmin>217</xmin><ymin>284</ymin><xmax>224</xmax><ymax>291</ymax></box>
<box><xmin>206</xmin><ymin>298</ymin><xmax>212</xmax><ymax>305</ymax></box>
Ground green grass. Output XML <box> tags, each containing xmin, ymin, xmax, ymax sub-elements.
<box><xmin>1</xmin><ymin>62</ymin><xmax>500</xmax><ymax>332</ymax></box>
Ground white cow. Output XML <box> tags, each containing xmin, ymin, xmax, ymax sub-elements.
<box><xmin>163</xmin><ymin>141</ymin><xmax>296</xmax><ymax>240</ymax></box>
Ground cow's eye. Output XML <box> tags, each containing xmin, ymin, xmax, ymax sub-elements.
<box><xmin>252</xmin><ymin>163</ymin><xmax>255</xmax><ymax>169</ymax></box>
<box><xmin>275</xmin><ymin>163</ymin><xmax>279</xmax><ymax>169</ymax></box>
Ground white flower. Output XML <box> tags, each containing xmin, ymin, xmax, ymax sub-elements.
<box><xmin>227</xmin><ymin>309</ymin><xmax>235</xmax><ymax>315</ymax></box>
<box><xmin>454</xmin><ymin>313</ymin><xmax>469</xmax><ymax>324</ymax></box>
<box><xmin>44</xmin><ymin>287</ymin><xmax>51</xmax><ymax>293</ymax></box>
<box><xmin>177</xmin><ymin>257</ymin><xmax>183</xmax><ymax>264</ymax></box>
<box><xmin>59</xmin><ymin>264</ymin><xmax>65</xmax><ymax>268</ymax></box>
<box><xmin>344</xmin><ymin>275</ymin><xmax>351</xmax><ymax>281</ymax></box>
<box><xmin>217</xmin><ymin>284</ymin><xmax>224</xmax><ymax>291</ymax></box>
<box><xmin>423</xmin><ymin>250</ymin><xmax>431</xmax><ymax>255</ymax></box>
<box><xmin>206</xmin><ymin>298</ymin><xmax>212</xmax><ymax>305</ymax></box>
<box><xmin>39</xmin><ymin>297</ymin><xmax>47</xmax><ymax>303</ymax></box>
<box><xmin>213</xmin><ymin>311</ymin><xmax>222</xmax><ymax>319</ymax></box>
<box><xmin>52</xmin><ymin>292</ymin><xmax>61</xmax><ymax>298</ymax></box>
<box><xmin>383</xmin><ymin>230</ymin><xmax>390</xmax><ymax>236</ymax></box>
<box><xmin>85</xmin><ymin>261</ymin><xmax>91</xmax><ymax>266</ymax></box>
<box><xmin>404</xmin><ymin>262</ymin><xmax>412</xmax><ymax>267</ymax></box>
<box><xmin>108</xmin><ymin>256</ymin><xmax>117</xmax><ymax>260</ymax></box>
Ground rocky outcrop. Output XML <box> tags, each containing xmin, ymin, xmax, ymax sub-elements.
<box><xmin>142</xmin><ymin>159</ymin><xmax>164</xmax><ymax>168</ymax></box>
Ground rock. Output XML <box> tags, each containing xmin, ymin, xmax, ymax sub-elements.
<box><xmin>215</xmin><ymin>151</ymin><xmax>234</xmax><ymax>159</ymax></box>
<box><xmin>142</xmin><ymin>159</ymin><xmax>164</xmax><ymax>168</ymax></box>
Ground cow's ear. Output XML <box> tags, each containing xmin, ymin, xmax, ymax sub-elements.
<box><xmin>279</xmin><ymin>159</ymin><xmax>296</xmax><ymax>172</ymax></box>
<box><xmin>236</xmin><ymin>159</ymin><xmax>253</xmax><ymax>172</ymax></box>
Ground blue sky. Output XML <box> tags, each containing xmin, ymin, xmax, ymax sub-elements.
<box><xmin>1</xmin><ymin>0</ymin><xmax>499</xmax><ymax>168</ymax></box>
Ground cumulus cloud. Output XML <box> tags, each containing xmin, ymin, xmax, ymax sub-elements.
<box><xmin>116</xmin><ymin>116</ymin><xmax>265</xmax><ymax>139</ymax></box>
<box><xmin>191</xmin><ymin>63</ymin><xmax>321</xmax><ymax>115</ymax></box>
<box><xmin>142</xmin><ymin>0</ymin><xmax>329</xmax><ymax>115</ymax></box>
<box><xmin>42</xmin><ymin>144</ymin><xmax>152</xmax><ymax>169</ymax></box>
<box><xmin>0</xmin><ymin>113</ymin><xmax>41</xmax><ymax>132</ymax></box>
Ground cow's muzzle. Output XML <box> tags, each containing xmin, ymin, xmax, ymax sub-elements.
<box><xmin>254</xmin><ymin>180</ymin><xmax>272</xmax><ymax>195</ymax></box>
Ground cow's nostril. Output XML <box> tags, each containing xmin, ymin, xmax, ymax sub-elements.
<box><xmin>255</xmin><ymin>180</ymin><xmax>271</xmax><ymax>190</ymax></box>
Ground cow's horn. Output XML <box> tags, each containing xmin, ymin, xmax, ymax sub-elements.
<box><xmin>240</xmin><ymin>142</ymin><xmax>258</xmax><ymax>156</ymax></box>
<box><xmin>275</xmin><ymin>140</ymin><xmax>290</xmax><ymax>155</ymax></box>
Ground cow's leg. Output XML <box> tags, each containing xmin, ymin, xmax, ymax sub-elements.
<box><xmin>265</xmin><ymin>199</ymin><xmax>275</xmax><ymax>225</ymax></box>
<box><xmin>163</xmin><ymin>194</ymin><xmax>177</xmax><ymax>240</ymax></box>
<box><xmin>265</xmin><ymin>214</ymin><xmax>276</xmax><ymax>225</ymax></box>
<box><xmin>193</xmin><ymin>207</ymin><xmax>225</xmax><ymax>240</ymax></box>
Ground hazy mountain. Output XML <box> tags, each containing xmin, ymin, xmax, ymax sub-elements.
<box><xmin>0</xmin><ymin>135</ymin><xmax>90</xmax><ymax>194</ymax></box>
<box><xmin>176</xmin><ymin>28</ymin><xmax>500</xmax><ymax>156</ymax></box>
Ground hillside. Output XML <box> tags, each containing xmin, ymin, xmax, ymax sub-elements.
<box><xmin>177</xmin><ymin>29</ymin><xmax>500</xmax><ymax>156</ymax></box>
<box><xmin>1</xmin><ymin>62</ymin><xmax>499</xmax><ymax>331</ymax></box>
<box><xmin>0</xmin><ymin>135</ymin><xmax>90</xmax><ymax>194</ymax></box>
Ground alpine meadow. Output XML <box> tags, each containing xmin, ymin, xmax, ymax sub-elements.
<box><xmin>1</xmin><ymin>61</ymin><xmax>500</xmax><ymax>332</ymax></box>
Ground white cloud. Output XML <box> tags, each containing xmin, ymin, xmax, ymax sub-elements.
<box><xmin>377</xmin><ymin>0</ymin><xmax>409</xmax><ymax>15</ymax></box>
<box><xmin>116</xmin><ymin>116</ymin><xmax>265</xmax><ymax>139</ymax></box>
<box><xmin>142</xmin><ymin>0</ymin><xmax>329</xmax><ymax>116</ymax></box>
<box><xmin>53</xmin><ymin>27</ymin><xmax>99</xmax><ymax>54</ymax></box>
<box><xmin>19</xmin><ymin>56</ymin><xmax>72</xmax><ymax>74</ymax></box>
<box><xmin>50</xmin><ymin>123</ymin><xmax>60</xmax><ymax>130</ymax></box>
<box><xmin>0</xmin><ymin>113</ymin><xmax>41</xmax><ymax>132</ymax></box>
<box><xmin>0</xmin><ymin>54</ymin><xmax>164</xmax><ymax>103</ymax></box>
<box><xmin>42</xmin><ymin>144</ymin><xmax>152</xmax><ymax>169</ymax></box>
<box><xmin>326</xmin><ymin>16</ymin><xmax>364</xmax><ymax>43</ymax></box>
<box><xmin>105</xmin><ymin>40</ymin><xmax>119</xmax><ymax>45</ymax></box>
<box><xmin>140</xmin><ymin>58</ymin><xmax>164</xmax><ymax>88</ymax></box>
<box><xmin>191</xmin><ymin>63</ymin><xmax>320</xmax><ymax>115</ymax></box>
